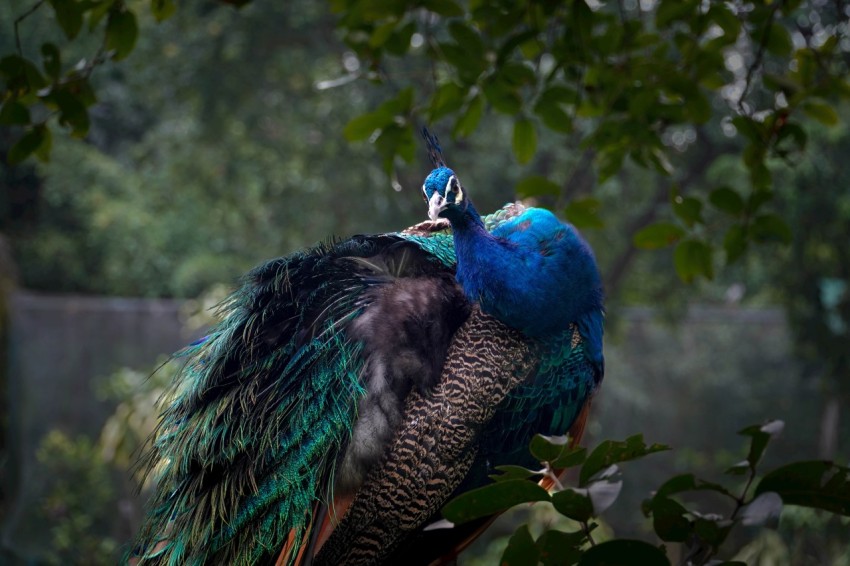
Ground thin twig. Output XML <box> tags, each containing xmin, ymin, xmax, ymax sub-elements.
<box><xmin>729</xmin><ymin>464</ymin><xmax>757</xmax><ymax>521</ymax></box>
<box><xmin>737</xmin><ymin>1</ymin><xmax>784</xmax><ymax>114</ymax></box>
<box><xmin>581</xmin><ymin>520</ymin><xmax>597</xmax><ymax>547</ymax></box>
<box><xmin>14</xmin><ymin>0</ymin><xmax>46</xmax><ymax>57</ymax></box>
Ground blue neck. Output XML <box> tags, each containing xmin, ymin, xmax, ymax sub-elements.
<box><xmin>447</xmin><ymin>203</ymin><xmax>603</xmax><ymax>345</ymax></box>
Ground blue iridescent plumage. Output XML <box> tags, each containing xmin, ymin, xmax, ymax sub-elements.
<box><xmin>129</xmin><ymin>132</ymin><xmax>604</xmax><ymax>565</ymax></box>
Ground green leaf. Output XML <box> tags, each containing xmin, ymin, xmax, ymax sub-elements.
<box><xmin>344</xmin><ymin>113</ymin><xmax>383</xmax><ymax>142</ymax></box>
<box><xmin>448</xmin><ymin>21</ymin><xmax>484</xmax><ymax>60</ymax></box>
<box><xmin>529</xmin><ymin>434</ymin><xmax>588</xmax><ymax>468</ymax></box>
<box><xmin>453</xmin><ymin>94</ymin><xmax>484</xmax><ymax>138</ymax></box>
<box><xmin>151</xmin><ymin>0</ymin><xmax>177</xmax><ymax>22</ymax></box>
<box><xmin>0</xmin><ymin>100</ymin><xmax>31</xmax><ymax>126</ymax></box>
<box><xmin>776</xmin><ymin>122</ymin><xmax>807</xmax><ymax>154</ymax></box>
<box><xmin>579</xmin><ymin>539</ymin><xmax>670</xmax><ymax>566</ymax></box>
<box><xmin>501</xmin><ymin>525</ymin><xmax>540</xmax><ymax>566</ymax></box>
<box><xmin>344</xmin><ymin>89</ymin><xmax>412</xmax><ymax>142</ymax></box>
<box><xmin>529</xmin><ymin>433</ymin><xmax>570</xmax><ymax>462</ymax></box>
<box><xmin>709</xmin><ymin>187</ymin><xmax>744</xmax><ymax>216</ymax></box>
<box><xmin>8</xmin><ymin>125</ymin><xmax>49</xmax><ymax>165</ymax></box>
<box><xmin>533</xmin><ymin>100</ymin><xmax>572</xmax><ymax>133</ymax></box>
<box><xmin>723</xmin><ymin>225</ymin><xmax>747</xmax><ymax>264</ymax></box>
<box><xmin>552</xmin><ymin>488</ymin><xmax>593</xmax><ymax>522</ymax></box>
<box><xmin>49</xmin><ymin>90</ymin><xmax>90</xmax><ymax>136</ymax></box>
<box><xmin>429</xmin><ymin>82</ymin><xmax>465</xmax><ymax>121</ymax></box>
<box><xmin>732</xmin><ymin>116</ymin><xmax>765</xmax><ymax>144</ymax></box>
<box><xmin>68</xmin><ymin>77</ymin><xmax>97</xmax><ymax>107</ymax></box>
<box><xmin>385</xmin><ymin>21</ymin><xmax>416</xmax><ymax>55</ymax></box>
<box><xmin>500</xmin><ymin>61</ymin><xmax>536</xmax><ymax>86</ymax></box>
<box><xmin>537</xmin><ymin>530</ymin><xmax>585</xmax><ymax>565</ymax></box>
<box><xmin>633</xmin><ymin>222</ymin><xmax>685</xmax><ymax>250</ymax></box>
<box><xmin>0</xmin><ymin>55</ymin><xmax>48</xmax><ymax>90</ymax></box>
<box><xmin>88</xmin><ymin>0</ymin><xmax>115</xmax><ymax>30</ymax></box>
<box><xmin>654</xmin><ymin>473</ymin><xmax>736</xmax><ymax>500</ymax></box>
<box><xmin>498</xmin><ymin>29</ymin><xmax>539</xmax><ymax>62</ymax></box>
<box><xmin>745</xmin><ymin>189</ymin><xmax>773</xmax><ymax>214</ymax></box>
<box><xmin>48</xmin><ymin>0</ymin><xmax>84</xmax><ymax>40</ymax></box>
<box><xmin>106</xmin><ymin>9</ymin><xmax>139</xmax><ymax>61</ymax></box>
<box><xmin>565</xmin><ymin>198</ymin><xmax>604</xmax><ymax>230</ymax></box>
<box><xmin>673</xmin><ymin>239</ymin><xmax>713</xmax><ymax>282</ymax></box>
<box><xmin>551</xmin><ymin>446</ymin><xmax>588</xmax><ymax>470</ymax></box>
<box><xmin>764</xmin><ymin>22</ymin><xmax>793</xmax><ymax>57</ymax></box>
<box><xmin>33</xmin><ymin>126</ymin><xmax>53</xmax><ymax>162</ymax></box>
<box><xmin>491</xmin><ymin>465</ymin><xmax>542</xmax><ymax>482</ymax></box>
<box><xmin>738</xmin><ymin>420</ymin><xmax>784</xmax><ymax>470</ymax></box>
<box><xmin>725</xmin><ymin>460</ymin><xmax>751</xmax><ymax>476</ymax></box>
<box><xmin>422</xmin><ymin>0</ymin><xmax>463</xmax><ymax>17</ymax></box>
<box><xmin>656</xmin><ymin>0</ymin><xmax>697</xmax><ymax>28</ymax></box>
<box><xmin>439</xmin><ymin>40</ymin><xmax>484</xmax><ymax>84</ymax></box>
<box><xmin>648</xmin><ymin>147</ymin><xmax>674</xmax><ymax>175</ymax></box>
<box><xmin>580</xmin><ymin>435</ymin><xmax>669</xmax><ymax>487</ymax></box>
<box><xmin>749</xmin><ymin>160</ymin><xmax>771</xmax><ymax>190</ymax></box>
<box><xmin>442</xmin><ymin>479</ymin><xmax>550</xmax><ymax>524</ymax></box>
<box><xmin>374</xmin><ymin>123</ymin><xmax>414</xmax><ymax>173</ymax></box>
<box><xmin>41</xmin><ymin>43</ymin><xmax>61</xmax><ymax>79</ymax></box>
<box><xmin>483</xmin><ymin>80</ymin><xmax>522</xmax><ymax>114</ymax></box>
<box><xmin>672</xmin><ymin>195</ymin><xmax>703</xmax><ymax>227</ymax></box>
<box><xmin>595</xmin><ymin>148</ymin><xmax>625</xmax><ymax>183</ymax></box>
<box><xmin>644</xmin><ymin>496</ymin><xmax>690</xmax><ymax>542</ymax></box>
<box><xmin>516</xmin><ymin>176</ymin><xmax>561</xmax><ymax>199</ymax></box>
<box><xmin>693</xmin><ymin>515</ymin><xmax>734</xmax><ymax>549</ymax></box>
<box><xmin>755</xmin><ymin>461</ymin><xmax>850</xmax><ymax>516</ymax></box>
<box><xmin>707</xmin><ymin>4</ymin><xmax>740</xmax><ymax>42</ymax></box>
<box><xmin>751</xmin><ymin>214</ymin><xmax>792</xmax><ymax>244</ymax></box>
<box><xmin>762</xmin><ymin>73</ymin><xmax>801</xmax><ymax>95</ymax></box>
<box><xmin>802</xmin><ymin>101</ymin><xmax>839</xmax><ymax>126</ymax></box>
<box><xmin>368</xmin><ymin>20</ymin><xmax>398</xmax><ymax>49</ymax></box>
<box><xmin>512</xmin><ymin>118</ymin><xmax>537</xmax><ymax>164</ymax></box>
<box><xmin>684</xmin><ymin>93</ymin><xmax>711</xmax><ymax>124</ymax></box>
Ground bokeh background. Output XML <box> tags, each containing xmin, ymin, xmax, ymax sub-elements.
<box><xmin>1</xmin><ymin>0</ymin><xmax>849</xmax><ymax>564</ymax></box>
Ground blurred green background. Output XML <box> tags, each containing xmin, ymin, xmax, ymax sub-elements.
<box><xmin>1</xmin><ymin>0</ymin><xmax>849</xmax><ymax>564</ymax></box>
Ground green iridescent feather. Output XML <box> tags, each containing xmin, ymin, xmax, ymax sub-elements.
<box><xmin>130</xmin><ymin>202</ymin><xmax>601</xmax><ymax>566</ymax></box>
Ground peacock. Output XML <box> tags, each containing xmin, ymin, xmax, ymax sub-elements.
<box><xmin>129</xmin><ymin>130</ymin><xmax>604</xmax><ymax>565</ymax></box>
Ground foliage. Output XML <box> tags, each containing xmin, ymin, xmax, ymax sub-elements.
<box><xmin>441</xmin><ymin>420</ymin><xmax>850</xmax><ymax>565</ymax></box>
<box><xmin>4</xmin><ymin>2</ymin><xmax>849</xmax><ymax>283</ymax></box>
<box><xmin>329</xmin><ymin>0</ymin><xmax>850</xmax><ymax>282</ymax></box>
<box><xmin>30</xmin><ymin>354</ymin><xmax>177</xmax><ymax>564</ymax></box>
<box><xmin>36</xmin><ymin>430</ymin><xmax>120</xmax><ymax>565</ymax></box>
<box><xmin>2</xmin><ymin>1</ymin><xmax>849</xmax><ymax>563</ymax></box>
<box><xmin>773</xmin><ymin>117</ymin><xmax>850</xmax><ymax>402</ymax></box>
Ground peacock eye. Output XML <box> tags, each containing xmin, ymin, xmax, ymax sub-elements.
<box><xmin>445</xmin><ymin>176</ymin><xmax>457</xmax><ymax>195</ymax></box>
<box><xmin>447</xmin><ymin>175</ymin><xmax>463</xmax><ymax>203</ymax></box>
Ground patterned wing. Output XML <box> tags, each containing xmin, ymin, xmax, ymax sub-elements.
<box><xmin>313</xmin><ymin>306</ymin><xmax>539</xmax><ymax>565</ymax></box>
<box><xmin>130</xmin><ymin>235</ymin><xmax>469</xmax><ymax>565</ymax></box>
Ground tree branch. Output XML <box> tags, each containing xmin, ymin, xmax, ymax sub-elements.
<box><xmin>14</xmin><ymin>0</ymin><xmax>45</xmax><ymax>57</ymax></box>
<box><xmin>737</xmin><ymin>1</ymin><xmax>784</xmax><ymax>114</ymax></box>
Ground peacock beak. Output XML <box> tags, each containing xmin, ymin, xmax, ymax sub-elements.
<box><xmin>428</xmin><ymin>192</ymin><xmax>448</xmax><ymax>221</ymax></box>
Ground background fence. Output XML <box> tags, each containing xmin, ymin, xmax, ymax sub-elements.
<box><xmin>2</xmin><ymin>292</ymin><xmax>194</xmax><ymax>560</ymax></box>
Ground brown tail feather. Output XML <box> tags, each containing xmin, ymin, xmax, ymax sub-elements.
<box><xmin>276</xmin><ymin>494</ymin><xmax>357</xmax><ymax>566</ymax></box>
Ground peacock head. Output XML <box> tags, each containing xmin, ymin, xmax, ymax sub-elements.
<box><xmin>422</xmin><ymin>166</ymin><xmax>468</xmax><ymax>222</ymax></box>
<box><xmin>420</xmin><ymin>128</ymin><xmax>473</xmax><ymax>222</ymax></box>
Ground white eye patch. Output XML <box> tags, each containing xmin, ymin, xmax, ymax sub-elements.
<box><xmin>445</xmin><ymin>175</ymin><xmax>464</xmax><ymax>203</ymax></box>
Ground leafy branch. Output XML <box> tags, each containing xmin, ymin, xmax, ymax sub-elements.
<box><xmin>438</xmin><ymin>420</ymin><xmax>850</xmax><ymax>565</ymax></box>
